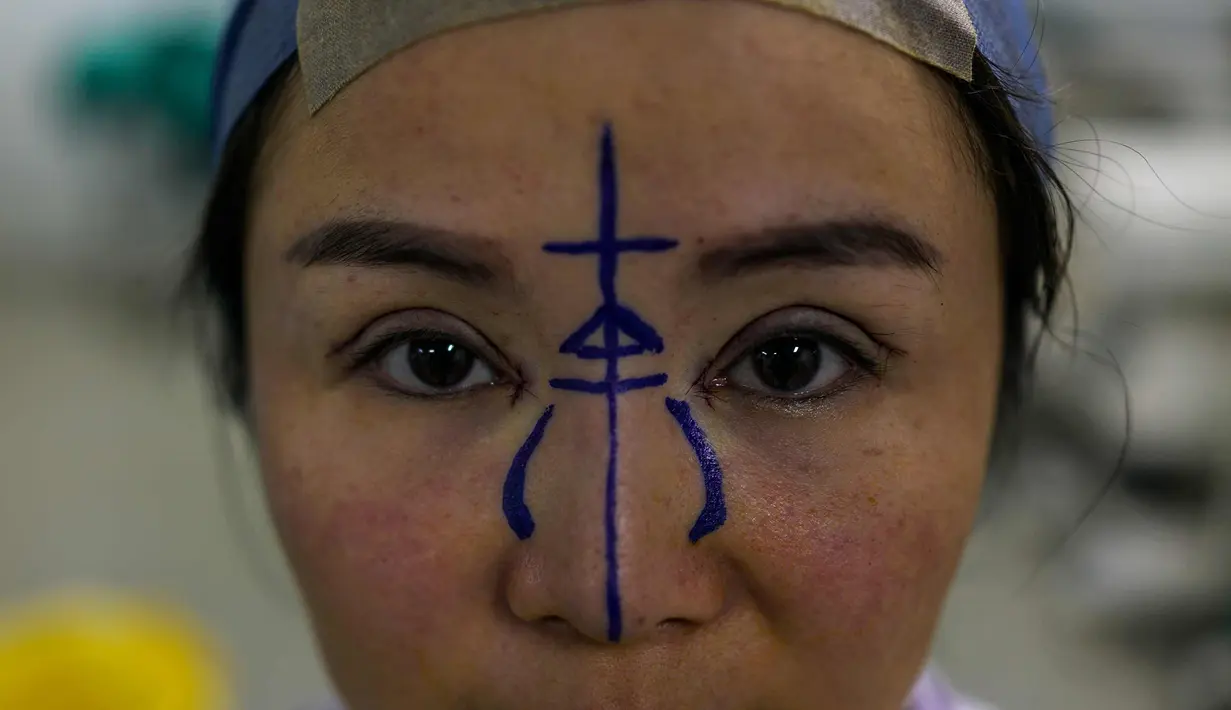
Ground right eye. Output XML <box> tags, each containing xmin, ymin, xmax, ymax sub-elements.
<box><xmin>340</xmin><ymin>309</ymin><xmax>515</xmax><ymax>399</ymax></box>
<box><xmin>724</xmin><ymin>334</ymin><xmax>855</xmax><ymax>399</ymax></box>
<box><xmin>377</xmin><ymin>335</ymin><xmax>500</xmax><ymax>396</ymax></box>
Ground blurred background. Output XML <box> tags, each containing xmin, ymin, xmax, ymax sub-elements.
<box><xmin>0</xmin><ymin>0</ymin><xmax>1229</xmax><ymax>708</ymax></box>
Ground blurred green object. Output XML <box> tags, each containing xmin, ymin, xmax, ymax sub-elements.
<box><xmin>65</xmin><ymin>20</ymin><xmax>220</xmax><ymax>162</ymax></box>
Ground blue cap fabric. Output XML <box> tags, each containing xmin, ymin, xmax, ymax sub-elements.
<box><xmin>963</xmin><ymin>0</ymin><xmax>1052</xmax><ymax>144</ymax></box>
<box><xmin>210</xmin><ymin>0</ymin><xmax>297</xmax><ymax>158</ymax></box>
<box><xmin>210</xmin><ymin>0</ymin><xmax>1052</xmax><ymax>163</ymax></box>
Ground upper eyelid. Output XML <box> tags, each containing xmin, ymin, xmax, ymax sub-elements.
<box><xmin>348</xmin><ymin>331</ymin><xmax>513</xmax><ymax>396</ymax></box>
<box><xmin>336</xmin><ymin>312</ymin><xmax>515</xmax><ymax>377</ymax></box>
<box><xmin>712</xmin><ymin>307</ymin><xmax>878</xmax><ymax>361</ymax></box>
<box><xmin>723</xmin><ymin>331</ymin><xmax>880</xmax><ymax>377</ymax></box>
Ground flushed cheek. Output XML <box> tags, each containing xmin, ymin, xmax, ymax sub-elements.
<box><xmin>790</xmin><ymin>507</ymin><xmax>954</xmax><ymax>631</ymax></box>
<box><xmin>757</xmin><ymin>506</ymin><xmax>952</xmax><ymax>622</ymax></box>
<box><xmin>721</xmin><ymin>413</ymin><xmax>982</xmax><ymax>644</ymax></box>
<box><xmin>262</xmin><ymin>458</ymin><xmax>502</xmax><ymax>652</ymax></box>
<box><xmin>743</xmin><ymin>499</ymin><xmax>961</xmax><ymax>710</ymax></box>
<box><xmin>273</xmin><ymin>489</ymin><xmax>493</xmax><ymax>706</ymax></box>
<box><xmin>730</xmin><ymin>457</ymin><xmax>970</xmax><ymax>648</ymax></box>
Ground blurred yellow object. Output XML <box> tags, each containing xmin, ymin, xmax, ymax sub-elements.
<box><xmin>0</xmin><ymin>591</ymin><xmax>230</xmax><ymax>710</ymax></box>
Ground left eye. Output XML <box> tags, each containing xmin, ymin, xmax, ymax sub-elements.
<box><xmin>723</xmin><ymin>335</ymin><xmax>853</xmax><ymax>398</ymax></box>
<box><xmin>380</xmin><ymin>337</ymin><xmax>499</xmax><ymax>395</ymax></box>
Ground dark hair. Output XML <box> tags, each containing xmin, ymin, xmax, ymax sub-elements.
<box><xmin>186</xmin><ymin>53</ymin><xmax>1074</xmax><ymax>424</ymax></box>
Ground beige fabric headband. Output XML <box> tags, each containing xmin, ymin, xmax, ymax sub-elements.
<box><xmin>297</xmin><ymin>0</ymin><xmax>978</xmax><ymax>115</ymax></box>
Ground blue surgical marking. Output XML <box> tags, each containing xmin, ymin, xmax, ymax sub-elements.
<box><xmin>570</xmin><ymin>344</ymin><xmax>649</xmax><ymax>360</ymax></box>
<box><xmin>543</xmin><ymin>236</ymin><xmax>678</xmax><ymax>255</ymax></box>
<box><xmin>604</xmin><ymin>388</ymin><xmax>622</xmax><ymax>642</ymax></box>
<box><xmin>542</xmin><ymin>124</ymin><xmax>677</xmax><ymax>643</ymax></box>
<box><xmin>546</xmin><ymin>378</ymin><xmax>611</xmax><ymax>395</ymax></box>
<box><xmin>613</xmin><ymin>374</ymin><xmax>670</xmax><ymax>393</ymax></box>
<box><xmin>556</xmin><ymin>304</ymin><xmax>665</xmax><ymax>357</ymax></box>
<box><xmin>502</xmin><ymin>405</ymin><xmax>555</xmax><ymax>540</ymax></box>
<box><xmin>506</xmin><ymin>123</ymin><xmax>728</xmax><ymax>643</ymax></box>
<box><xmin>665</xmin><ymin>398</ymin><xmax>728</xmax><ymax>543</ymax></box>
<box><xmin>548</xmin><ymin>374</ymin><xmax>669</xmax><ymax>395</ymax></box>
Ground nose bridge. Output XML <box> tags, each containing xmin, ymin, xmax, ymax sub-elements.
<box><xmin>616</xmin><ymin>393</ymin><xmax>707</xmax><ymax>545</ymax></box>
<box><xmin>502</xmin><ymin>121</ymin><xmax>725</xmax><ymax>644</ymax></box>
<box><xmin>502</xmin><ymin>398</ymin><xmax>621</xmax><ymax>643</ymax></box>
<box><xmin>613</xmin><ymin>392</ymin><xmax>727</xmax><ymax>581</ymax></box>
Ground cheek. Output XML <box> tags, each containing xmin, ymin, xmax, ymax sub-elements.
<box><xmin>721</xmin><ymin>413</ymin><xmax>985</xmax><ymax>650</ymax></box>
<box><xmin>744</xmin><ymin>491</ymin><xmax>959</xmax><ymax>635</ymax></box>
<box><xmin>750</xmin><ymin>495</ymin><xmax>961</xmax><ymax>710</ymax></box>
<box><xmin>251</xmin><ymin>400</ymin><xmax>511</xmax><ymax>649</ymax></box>
<box><xmin>265</xmin><ymin>464</ymin><xmax>484</xmax><ymax>636</ymax></box>
<box><xmin>790</xmin><ymin>505</ymin><xmax>953</xmax><ymax>629</ymax></box>
<box><xmin>266</xmin><ymin>476</ymin><xmax>486</xmax><ymax>704</ymax></box>
<box><xmin>283</xmin><ymin>493</ymin><xmax>467</xmax><ymax>606</ymax></box>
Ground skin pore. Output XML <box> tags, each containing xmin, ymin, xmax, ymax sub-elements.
<box><xmin>241</xmin><ymin>1</ymin><xmax>1003</xmax><ymax>709</ymax></box>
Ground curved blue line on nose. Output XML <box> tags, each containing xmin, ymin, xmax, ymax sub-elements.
<box><xmin>666</xmin><ymin>398</ymin><xmax>728</xmax><ymax>543</ymax></box>
<box><xmin>502</xmin><ymin>405</ymin><xmax>555</xmax><ymax>541</ymax></box>
<box><xmin>510</xmin><ymin>123</ymin><xmax>702</xmax><ymax>643</ymax></box>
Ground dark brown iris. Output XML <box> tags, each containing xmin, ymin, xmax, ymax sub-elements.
<box><xmin>751</xmin><ymin>337</ymin><xmax>821</xmax><ymax>392</ymax></box>
<box><xmin>407</xmin><ymin>339</ymin><xmax>474</xmax><ymax>389</ymax></box>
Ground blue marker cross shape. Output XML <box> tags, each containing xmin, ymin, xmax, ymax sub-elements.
<box><xmin>501</xmin><ymin>124</ymin><xmax>727</xmax><ymax>643</ymax></box>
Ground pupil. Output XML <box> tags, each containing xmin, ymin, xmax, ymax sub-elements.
<box><xmin>752</xmin><ymin>337</ymin><xmax>821</xmax><ymax>392</ymax></box>
<box><xmin>408</xmin><ymin>339</ymin><xmax>474</xmax><ymax>388</ymax></box>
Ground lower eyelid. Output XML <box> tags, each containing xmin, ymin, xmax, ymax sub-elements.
<box><xmin>704</xmin><ymin>375</ymin><xmax>868</xmax><ymax>421</ymax></box>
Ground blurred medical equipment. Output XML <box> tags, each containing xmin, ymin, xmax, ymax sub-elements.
<box><xmin>0</xmin><ymin>589</ymin><xmax>231</xmax><ymax>710</ymax></box>
<box><xmin>1003</xmin><ymin>124</ymin><xmax>1231</xmax><ymax>710</ymax></box>
<box><xmin>65</xmin><ymin>19</ymin><xmax>217</xmax><ymax>164</ymax></box>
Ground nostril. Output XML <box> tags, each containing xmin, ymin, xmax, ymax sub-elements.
<box><xmin>656</xmin><ymin>618</ymin><xmax>697</xmax><ymax>633</ymax></box>
<box><xmin>539</xmin><ymin>615</ymin><xmax>584</xmax><ymax>637</ymax></box>
<box><xmin>536</xmin><ymin>615</ymin><xmax>608</xmax><ymax>644</ymax></box>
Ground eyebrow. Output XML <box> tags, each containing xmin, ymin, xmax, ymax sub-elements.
<box><xmin>285</xmin><ymin>218</ymin><xmax>509</xmax><ymax>287</ymax></box>
<box><xmin>286</xmin><ymin>216</ymin><xmax>942</xmax><ymax>291</ymax></box>
<box><xmin>696</xmin><ymin>220</ymin><xmax>944</xmax><ymax>282</ymax></box>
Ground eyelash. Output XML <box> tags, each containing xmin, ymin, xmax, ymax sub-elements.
<box><xmin>343</xmin><ymin>327</ymin><xmax>517</xmax><ymax>400</ymax></box>
<box><xmin>810</xmin><ymin>331</ymin><xmax>884</xmax><ymax>375</ymax></box>
<box><xmin>338</xmin><ymin>311</ymin><xmax>892</xmax><ymax>407</ymax></box>
<box><xmin>696</xmin><ymin>324</ymin><xmax>890</xmax><ymax>407</ymax></box>
<box><xmin>345</xmin><ymin>328</ymin><xmax>437</xmax><ymax>372</ymax></box>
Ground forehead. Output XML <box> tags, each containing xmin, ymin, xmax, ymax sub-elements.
<box><xmin>252</xmin><ymin>0</ymin><xmax>982</xmax><ymax>257</ymax></box>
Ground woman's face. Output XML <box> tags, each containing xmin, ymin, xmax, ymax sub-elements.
<box><xmin>243</xmin><ymin>2</ymin><xmax>1003</xmax><ymax>708</ymax></box>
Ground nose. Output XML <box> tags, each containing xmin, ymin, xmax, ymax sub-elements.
<box><xmin>503</xmin><ymin>394</ymin><xmax>728</xmax><ymax>644</ymax></box>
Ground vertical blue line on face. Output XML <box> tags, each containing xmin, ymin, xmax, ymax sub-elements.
<box><xmin>604</xmin><ymin>382</ymin><xmax>622</xmax><ymax>642</ymax></box>
<box><xmin>597</xmin><ymin>125</ymin><xmax>620</xmax><ymax>307</ymax></box>
<box><xmin>508</xmin><ymin>124</ymin><xmax>730</xmax><ymax>641</ymax></box>
<box><xmin>537</xmin><ymin>123</ymin><xmax>677</xmax><ymax>643</ymax></box>
<box><xmin>599</xmin><ymin>124</ymin><xmax>624</xmax><ymax>642</ymax></box>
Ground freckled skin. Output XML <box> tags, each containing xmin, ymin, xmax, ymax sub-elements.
<box><xmin>244</xmin><ymin>2</ymin><xmax>1002</xmax><ymax>709</ymax></box>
